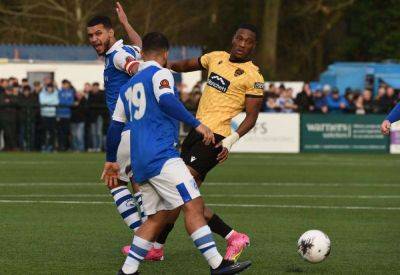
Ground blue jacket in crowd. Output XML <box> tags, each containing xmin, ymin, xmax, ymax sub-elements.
<box><xmin>326</xmin><ymin>94</ymin><xmax>348</xmax><ymax>113</ymax></box>
<box><xmin>57</xmin><ymin>88</ymin><xmax>75</xmax><ymax>118</ymax></box>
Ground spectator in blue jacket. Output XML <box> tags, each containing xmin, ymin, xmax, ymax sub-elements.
<box><xmin>56</xmin><ymin>79</ymin><xmax>75</xmax><ymax>151</ymax></box>
<box><xmin>313</xmin><ymin>89</ymin><xmax>328</xmax><ymax>113</ymax></box>
<box><xmin>39</xmin><ymin>83</ymin><xmax>59</xmax><ymax>152</ymax></box>
<box><xmin>326</xmin><ymin>89</ymin><xmax>348</xmax><ymax>113</ymax></box>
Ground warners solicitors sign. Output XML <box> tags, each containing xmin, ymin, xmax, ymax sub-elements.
<box><xmin>301</xmin><ymin>114</ymin><xmax>389</xmax><ymax>152</ymax></box>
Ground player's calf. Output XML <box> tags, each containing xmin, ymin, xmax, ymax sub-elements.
<box><xmin>109</xmin><ymin>185</ymin><xmax>142</xmax><ymax>231</ymax></box>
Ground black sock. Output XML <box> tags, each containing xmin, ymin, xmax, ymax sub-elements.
<box><xmin>156</xmin><ymin>223</ymin><xmax>175</xmax><ymax>244</ymax></box>
<box><xmin>207</xmin><ymin>214</ymin><xmax>233</xmax><ymax>238</ymax></box>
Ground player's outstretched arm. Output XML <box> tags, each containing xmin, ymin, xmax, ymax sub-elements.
<box><xmin>216</xmin><ymin>96</ymin><xmax>263</xmax><ymax>163</ymax></box>
<box><xmin>168</xmin><ymin>57</ymin><xmax>202</xmax><ymax>73</ymax></box>
<box><xmin>158</xmin><ymin>93</ymin><xmax>215</xmax><ymax>145</ymax></box>
<box><xmin>101</xmin><ymin>119</ymin><xmax>124</xmax><ymax>188</ymax></box>
<box><xmin>116</xmin><ymin>1</ymin><xmax>142</xmax><ymax>48</ymax></box>
<box><xmin>382</xmin><ymin>103</ymin><xmax>400</xmax><ymax>135</ymax></box>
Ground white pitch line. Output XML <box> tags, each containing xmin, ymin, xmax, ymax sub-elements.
<box><xmin>0</xmin><ymin>199</ymin><xmax>399</xmax><ymax>211</ymax></box>
<box><xmin>1</xmin><ymin>182</ymin><xmax>399</xmax><ymax>187</ymax></box>
<box><xmin>207</xmin><ymin>203</ymin><xmax>400</xmax><ymax>211</ymax></box>
<box><xmin>0</xmin><ymin>199</ymin><xmax>110</xmax><ymax>204</ymax></box>
<box><xmin>1</xmin><ymin>194</ymin><xmax>400</xmax><ymax>199</ymax></box>
<box><xmin>0</xmin><ymin>182</ymin><xmax>100</xmax><ymax>187</ymax></box>
<box><xmin>206</xmin><ymin>182</ymin><xmax>400</xmax><ymax>188</ymax></box>
<box><xmin>207</xmin><ymin>194</ymin><xmax>400</xmax><ymax>199</ymax></box>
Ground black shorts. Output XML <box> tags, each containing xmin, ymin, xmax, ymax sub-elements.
<box><xmin>181</xmin><ymin>128</ymin><xmax>225</xmax><ymax>181</ymax></box>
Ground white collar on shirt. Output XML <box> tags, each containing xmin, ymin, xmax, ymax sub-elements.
<box><xmin>106</xmin><ymin>39</ymin><xmax>124</xmax><ymax>55</ymax></box>
<box><xmin>138</xmin><ymin>60</ymin><xmax>163</xmax><ymax>71</ymax></box>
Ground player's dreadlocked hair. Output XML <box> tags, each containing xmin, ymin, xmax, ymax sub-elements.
<box><xmin>87</xmin><ymin>15</ymin><xmax>112</xmax><ymax>29</ymax></box>
<box><xmin>142</xmin><ymin>32</ymin><xmax>170</xmax><ymax>53</ymax></box>
<box><xmin>237</xmin><ymin>23</ymin><xmax>258</xmax><ymax>40</ymax></box>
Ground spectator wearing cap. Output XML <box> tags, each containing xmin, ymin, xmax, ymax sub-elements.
<box><xmin>18</xmin><ymin>85</ymin><xmax>37</xmax><ymax>150</ymax></box>
<box><xmin>295</xmin><ymin>83</ymin><xmax>315</xmax><ymax>113</ymax></box>
<box><xmin>326</xmin><ymin>89</ymin><xmax>348</xmax><ymax>113</ymax></box>
<box><xmin>0</xmin><ymin>86</ymin><xmax>19</xmax><ymax>150</ymax></box>
<box><xmin>56</xmin><ymin>79</ymin><xmax>75</xmax><ymax>151</ymax></box>
<box><xmin>313</xmin><ymin>89</ymin><xmax>328</xmax><ymax>113</ymax></box>
<box><xmin>39</xmin><ymin>83</ymin><xmax>59</xmax><ymax>152</ymax></box>
<box><xmin>344</xmin><ymin>89</ymin><xmax>356</xmax><ymax>114</ymax></box>
<box><xmin>87</xmin><ymin>82</ymin><xmax>106</xmax><ymax>152</ymax></box>
<box><xmin>71</xmin><ymin>91</ymin><xmax>88</xmax><ymax>152</ymax></box>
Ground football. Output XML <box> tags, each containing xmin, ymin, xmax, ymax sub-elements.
<box><xmin>297</xmin><ymin>230</ymin><xmax>331</xmax><ymax>263</ymax></box>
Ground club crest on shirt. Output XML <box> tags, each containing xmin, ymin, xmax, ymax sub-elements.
<box><xmin>234</xmin><ymin>68</ymin><xmax>244</xmax><ymax>77</ymax></box>
<box><xmin>159</xmin><ymin>79</ymin><xmax>170</xmax><ymax>89</ymax></box>
<box><xmin>207</xmin><ymin>72</ymin><xmax>230</xmax><ymax>93</ymax></box>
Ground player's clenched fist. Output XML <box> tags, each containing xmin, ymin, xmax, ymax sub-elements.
<box><xmin>101</xmin><ymin>162</ymin><xmax>120</xmax><ymax>188</ymax></box>
<box><xmin>381</xmin><ymin>120</ymin><xmax>391</xmax><ymax>136</ymax></box>
<box><xmin>195</xmin><ymin>124</ymin><xmax>215</xmax><ymax>145</ymax></box>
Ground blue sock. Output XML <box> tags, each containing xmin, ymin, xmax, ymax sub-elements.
<box><xmin>191</xmin><ymin>225</ymin><xmax>223</xmax><ymax>269</ymax></box>
<box><xmin>122</xmin><ymin>236</ymin><xmax>153</xmax><ymax>274</ymax></box>
<box><xmin>110</xmin><ymin>186</ymin><xmax>142</xmax><ymax>231</ymax></box>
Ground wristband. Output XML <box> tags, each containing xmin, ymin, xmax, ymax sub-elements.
<box><xmin>221</xmin><ymin>132</ymin><xmax>240</xmax><ymax>151</ymax></box>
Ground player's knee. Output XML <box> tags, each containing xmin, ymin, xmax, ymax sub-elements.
<box><xmin>182</xmin><ymin>197</ymin><xmax>204</xmax><ymax>217</ymax></box>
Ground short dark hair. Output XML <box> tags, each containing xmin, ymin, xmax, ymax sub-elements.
<box><xmin>142</xmin><ymin>32</ymin><xmax>169</xmax><ymax>53</ymax></box>
<box><xmin>237</xmin><ymin>23</ymin><xmax>258</xmax><ymax>40</ymax></box>
<box><xmin>87</xmin><ymin>15</ymin><xmax>112</xmax><ymax>29</ymax></box>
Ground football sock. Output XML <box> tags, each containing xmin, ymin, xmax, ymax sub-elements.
<box><xmin>110</xmin><ymin>186</ymin><xmax>142</xmax><ymax>231</ymax></box>
<box><xmin>208</xmin><ymin>214</ymin><xmax>233</xmax><ymax>239</ymax></box>
<box><xmin>122</xmin><ymin>236</ymin><xmax>153</xmax><ymax>274</ymax></box>
<box><xmin>191</xmin><ymin>225</ymin><xmax>223</xmax><ymax>269</ymax></box>
<box><xmin>155</xmin><ymin>223</ymin><xmax>175</xmax><ymax>246</ymax></box>
<box><xmin>133</xmin><ymin>191</ymin><xmax>147</xmax><ymax>222</ymax></box>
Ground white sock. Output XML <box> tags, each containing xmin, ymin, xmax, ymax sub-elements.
<box><xmin>122</xmin><ymin>236</ymin><xmax>153</xmax><ymax>274</ymax></box>
<box><xmin>191</xmin><ymin>225</ymin><xmax>223</xmax><ymax>269</ymax></box>
<box><xmin>153</xmin><ymin>242</ymin><xmax>164</xmax><ymax>249</ymax></box>
<box><xmin>110</xmin><ymin>186</ymin><xmax>142</xmax><ymax>230</ymax></box>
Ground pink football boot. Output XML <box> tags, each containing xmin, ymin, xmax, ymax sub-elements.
<box><xmin>224</xmin><ymin>231</ymin><xmax>250</xmax><ymax>262</ymax></box>
<box><xmin>144</xmin><ymin>247</ymin><xmax>164</xmax><ymax>261</ymax></box>
<box><xmin>121</xmin><ymin>245</ymin><xmax>130</xmax><ymax>256</ymax></box>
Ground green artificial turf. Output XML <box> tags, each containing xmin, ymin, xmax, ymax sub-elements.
<box><xmin>0</xmin><ymin>153</ymin><xmax>399</xmax><ymax>274</ymax></box>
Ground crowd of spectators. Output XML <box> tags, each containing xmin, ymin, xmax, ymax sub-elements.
<box><xmin>0</xmin><ymin>77</ymin><xmax>398</xmax><ymax>152</ymax></box>
<box><xmin>0</xmin><ymin>77</ymin><xmax>107</xmax><ymax>152</ymax></box>
<box><xmin>263</xmin><ymin>83</ymin><xmax>398</xmax><ymax>114</ymax></box>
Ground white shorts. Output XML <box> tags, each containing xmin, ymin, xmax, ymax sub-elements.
<box><xmin>116</xmin><ymin>130</ymin><xmax>132</xmax><ymax>182</ymax></box>
<box><xmin>140</xmin><ymin>158</ymin><xmax>201</xmax><ymax>216</ymax></box>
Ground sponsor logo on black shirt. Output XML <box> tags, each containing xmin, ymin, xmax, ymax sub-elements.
<box><xmin>207</xmin><ymin>72</ymin><xmax>230</xmax><ymax>93</ymax></box>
